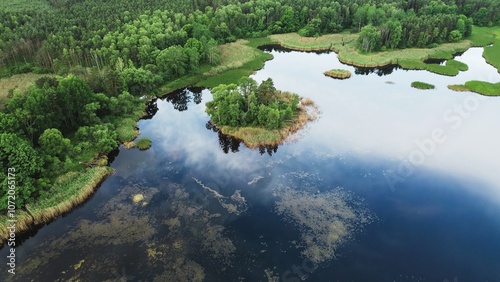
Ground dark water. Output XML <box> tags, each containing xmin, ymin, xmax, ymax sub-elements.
<box><xmin>2</xmin><ymin>47</ymin><xmax>500</xmax><ymax>282</ymax></box>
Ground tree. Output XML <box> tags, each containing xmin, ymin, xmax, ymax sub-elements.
<box><xmin>357</xmin><ymin>24</ymin><xmax>382</xmax><ymax>53</ymax></box>
<box><xmin>0</xmin><ymin>133</ymin><xmax>45</xmax><ymax>209</ymax></box>
<box><xmin>38</xmin><ymin>128</ymin><xmax>71</xmax><ymax>159</ymax></box>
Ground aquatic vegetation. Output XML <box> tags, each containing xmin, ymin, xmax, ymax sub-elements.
<box><xmin>464</xmin><ymin>81</ymin><xmax>500</xmax><ymax>96</ymax></box>
<box><xmin>274</xmin><ymin>185</ymin><xmax>374</xmax><ymax>264</ymax></box>
<box><xmin>136</xmin><ymin>137</ymin><xmax>152</xmax><ymax>150</ymax></box>
<box><xmin>132</xmin><ymin>193</ymin><xmax>144</xmax><ymax>203</ymax></box>
<box><xmin>411</xmin><ymin>81</ymin><xmax>436</xmax><ymax>90</ymax></box>
<box><xmin>193</xmin><ymin>177</ymin><xmax>248</xmax><ymax>215</ymax></box>
<box><xmin>447</xmin><ymin>84</ymin><xmax>470</xmax><ymax>92</ymax></box>
<box><xmin>324</xmin><ymin>69</ymin><xmax>352</xmax><ymax>79</ymax></box>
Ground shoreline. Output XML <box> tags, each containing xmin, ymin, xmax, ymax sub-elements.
<box><xmin>3</xmin><ymin>27</ymin><xmax>499</xmax><ymax>246</ymax></box>
<box><xmin>0</xmin><ymin>166</ymin><xmax>113</xmax><ymax>244</ymax></box>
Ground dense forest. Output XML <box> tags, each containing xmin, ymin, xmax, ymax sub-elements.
<box><xmin>1</xmin><ymin>0</ymin><xmax>499</xmax><ymax>210</ymax></box>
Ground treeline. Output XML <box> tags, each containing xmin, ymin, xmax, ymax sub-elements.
<box><xmin>1</xmin><ymin>0</ymin><xmax>499</xmax><ymax>79</ymax></box>
<box><xmin>206</xmin><ymin>78</ymin><xmax>299</xmax><ymax>130</ymax></box>
<box><xmin>0</xmin><ymin>75</ymin><xmax>144</xmax><ymax>209</ymax></box>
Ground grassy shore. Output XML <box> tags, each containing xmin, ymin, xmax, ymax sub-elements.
<box><xmin>447</xmin><ymin>26</ymin><xmax>500</xmax><ymax>96</ymax></box>
<box><xmin>411</xmin><ymin>81</ymin><xmax>435</xmax><ymax>90</ymax></box>
<box><xmin>0</xmin><ymin>166</ymin><xmax>113</xmax><ymax>244</ymax></box>
<box><xmin>161</xmin><ymin>38</ymin><xmax>275</xmax><ymax>94</ymax></box>
<box><xmin>218</xmin><ymin>98</ymin><xmax>319</xmax><ymax>148</ymax></box>
<box><xmin>324</xmin><ymin>69</ymin><xmax>351</xmax><ymax>79</ymax></box>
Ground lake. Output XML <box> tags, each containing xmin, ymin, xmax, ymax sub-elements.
<box><xmin>2</xmin><ymin>46</ymin><xmax>500</xmax><ymax>282</ymax></box>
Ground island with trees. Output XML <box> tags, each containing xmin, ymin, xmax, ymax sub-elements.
<box><xmin>206</xmin><ymin>77</ymin><xmax>318</xmax><ymax>148</ymax></box>
<box><xmin>1</xmin><ymin>0</ymin><xmax>500</xmax><ymax>242</ymax></box>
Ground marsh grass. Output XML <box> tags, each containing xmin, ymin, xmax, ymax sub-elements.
<box><xmin>324</xmin><ymin>69</ymin><xmax>351</xmax><ymax>79</ymax></box>
<box><xmin>446</xmin><ymin>59</ymin><xmax>469</xmax><ymax>71</ymax></box>
<box><xmin>464</xmin><ymin>81</ymin><xmax>500</xmax><ymax>96</ymax></box>
<box><xmin>136</xmin><ymin>138</ymin><xmax>152</xmax><ymax>150</ymax></box>
<box><xmin>425</xmin><ymin>64</ymin><xmax>459</xmax><ymax>76</ymax></box>
<box><xmin>411</xmin><ymin>81</ymin><xmax>435</xmax><ymax>90</ymax></box>
<box><xmin>115</xmin><ymin>118</ymin><xmax>139</xmax><ymax>142</ymax></box>
<box><xmin>448</xmin><ymin>84</ymin><xmax>470</xmax><ymax>92</ymax></box>
<box><xmin>0</xmin><ymin>167</ymin><xmax>113</xmax><ymax>243</ymax></box>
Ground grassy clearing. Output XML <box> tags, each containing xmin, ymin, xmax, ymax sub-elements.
<box><xmin>0</xmin><ymin>73</ymin><xmax>55</xmax><ymax>109</ymax></box>
<box><xmin>0</xmin><ymin>166</ymin><xmax>113</xmax><ymax>243</ymax></box>
<box><xmin>324</xmin><ymin>69</ymin><xmax>351</xmax><ymax>79</ymax></box>
<box><xmin>136</xmin><ymin>138</ymin><xmax>152</xmax><ymax>150</ymax></box>
<box><xmin>269</xmin><ymin>33</ymin><xmax>357</xmax><ymax>52</ymax></box>
<box><xmin>411</xmin><ymin>81</ymin><xmax>435</xmax><ymax>90</ymax></box>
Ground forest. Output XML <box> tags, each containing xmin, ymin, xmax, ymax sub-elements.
<box><xmin>0</xmin><ymin>0</ymin><xmax>500</xmax><ymax>210</ymax></box>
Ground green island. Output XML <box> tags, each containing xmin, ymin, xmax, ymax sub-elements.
<box><xmin>324</xmin><ymin>69</ymin><xmax>352</xmax><ymax>79</ymax></box>
<box><xmin>411</xmin><ymin>81</ymin><xmax>436</xmax><ymax>90</ymax></box>
<box><xmin>206</xmin><ymin>77</ymin><xmax>318</xmax><ymax>148</ymax></box>
<box><xmin>1</xmin><ymin>0</ymin><xmax>500</xmax><ymax>242</ymax></box>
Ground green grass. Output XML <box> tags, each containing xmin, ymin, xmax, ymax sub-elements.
<box><xmin>411</xmin><ymin>81</ymin><xmax>435</xmax><ymax>90</ymax></box>
<box><xmin>446</xmin><ymin>59</ymin><xmax>469</xmax><ymax>71</ymax></box>
<box><xmin>324</xmin><ymin>69</ymin><xmax>351</xmax><ymax>79</ymax></box>
<box><xmin>114</xmin><ymin>117</ymin><xmax>139</xmax><ymax>142</ymax></box>
<box><xmin>136</xmin><ymin>138</ymin><xmax>152</xmax><ymax>150</ymax></box>
<box><xmin>464</xmin><ymin>80</ymin><xmax>500</xmax><ymax>96</ymax></box>
<box><xmin>425</xmin><ymin>64</ymin><xmax>459</xmax><ymax>76</ymax></box>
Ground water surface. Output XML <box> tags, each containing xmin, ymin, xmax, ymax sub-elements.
<box><xmin>2</xmin><ymin>46</ymin><xmax>500</xmax><ymax>282</ymax></box>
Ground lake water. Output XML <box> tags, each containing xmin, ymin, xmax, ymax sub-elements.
<box><xmin>2</xmin><ymin>47</ymin><xmax>500</xmax><ymax>282</ymax></box>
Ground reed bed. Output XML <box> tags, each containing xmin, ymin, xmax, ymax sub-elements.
<box><xmin>0</xmin><ymin>167</ymin><xmax>113</xmax><ymax>244</ymax></box>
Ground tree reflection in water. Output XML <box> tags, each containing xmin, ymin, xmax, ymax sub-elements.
<box><xmin>163</xmin><ymin>87</ymin><xmax>204</xmax><ymax>112</ymax></box>
<box><xmin>354</xmin><ymin>65</ymin><xmax>400</xmax><ymax>76</ymax></box>
<box><xmin>206</xmin><ymin>121</ymin><xmax>279</xmax><ymax>155</ymax></box>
